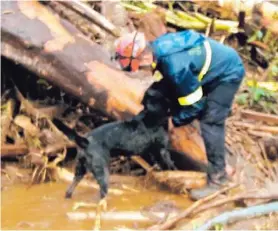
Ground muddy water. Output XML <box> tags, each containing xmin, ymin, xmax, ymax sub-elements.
<box><xmin>1</xmin><ymin>175</ymin><xmax>192</xmax><ymax>230</ymax></box>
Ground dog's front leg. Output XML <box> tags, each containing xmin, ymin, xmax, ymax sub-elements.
<box><xmin>160</xmin><ymin>148</ymin><xmax>177</xmax><ymax>170</ymax></box>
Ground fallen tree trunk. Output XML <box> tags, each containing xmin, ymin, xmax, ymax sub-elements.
<box><xmin>1</xmin><ymin>1</ymin><xmax>207</xmax><ymax>164</ymax></box>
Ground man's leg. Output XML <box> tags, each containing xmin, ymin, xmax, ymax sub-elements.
<box><xmin>189</xmin><ymin>79</ymin><xmax>242</xmax><ymax>200</ymax></box>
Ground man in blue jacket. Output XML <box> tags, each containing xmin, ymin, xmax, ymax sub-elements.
<box><xmin>114</xmin><ymin>30</ymin><xmax>245</xmax><ymax>200</ymax></box>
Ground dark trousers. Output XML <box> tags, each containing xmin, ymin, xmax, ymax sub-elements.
<box><xmin>200</xmin><ymin>79</ymin><xmax>242</xmax><ymax>177</ymax></box>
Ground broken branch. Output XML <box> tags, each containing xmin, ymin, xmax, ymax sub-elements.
<box><xmin>60</xmin><ymin>0</ymin><xmax>120</xmax><ymax>37</ymax></box>
<box><xmin>147</xmin><ymin>184</ymin><xmax>239</xmax><ymax>230</ymax></box>
<box><xmin>194</xmin><ymin>192</ymin><xmax>278</xmax><ymax>215</ymax></box>
<box><xmin>1</xmin><ymin>144</ymin><xmax>29</xmax><ymax>157</ymax></box>
<box><xmin>233</xmin><ymin>121</ymin><xmax>278</xmax><ymax>134</ymax></box>
<box><xmin>241</xmin><ymin>110</ymin><xmax>278</xmax><ymax>125</ymax></box>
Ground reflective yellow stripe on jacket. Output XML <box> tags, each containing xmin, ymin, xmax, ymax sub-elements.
<box><xmin>178</xmin><ymin>40</ymin><xmax>212</xmax><ymax>106</ymax></box>
<box><xmin>152</xmin><ymin>40</ymin><xmax>212</xmax><ymax>106</ymax></box>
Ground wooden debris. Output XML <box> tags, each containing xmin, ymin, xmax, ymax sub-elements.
<box><xmin>60</xmin><ymin>0</ymin><xmax>120</xmax><ymax>37</ymax></box>
<box><xmin>147</xmin><ymin>184</ymin><xmax>239</xmax><ymax>230</ymax></box>
<box><xmin>1</xmin><ymin>144</ymin><xmax>29</xmax><ymax>157</ymax></box>
<box><xmin>248</xmin><ymin>130</ymin><xmax>274</xmax><ymax>138</ymax></box>
<box><xmin>14</xmin><ymin>115</ymin><xmax>40</xmax><ymax>136</ymax></box>
<box><xmin>241</xmin><ymin>110</ymin><xmax>278</xmax><ymax>125</ymax></box>
<box><xmin>131</xmin><ymin>156</ymin><xmax>206</xmax><ymax>192</ymax></box>
<box><xmin>1</xmin><ymin>99</ymin><xmax>15</xmax><ymax>144</ymax></box>
<box><xmin>233</xmin><ymin>121</ymin><xmax>278</xmax><ymax>134</ymax></box>
<box><xmin>1</xmin><ymin>1</ymin><xmax>208</xmax><ymax>164</ymax></box>
<box><xmin>48</xmin><ymin>1</ymin><xmax>106</xmax><ymax>40</ymax></box>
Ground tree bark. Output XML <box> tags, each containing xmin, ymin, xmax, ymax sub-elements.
<box><xmin>1</xmin><ymin>144</ymin><xmax>29</xmax><ymax>157</ymax></box>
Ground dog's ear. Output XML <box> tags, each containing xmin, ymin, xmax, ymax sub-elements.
<box><xmin>142</xmin><ymin>88</ymin><xmax>165</xmax><ymax>107</ymax></box>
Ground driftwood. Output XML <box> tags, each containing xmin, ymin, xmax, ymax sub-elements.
<box><xmin>147</xmin><ymin>184</ymin><xmax>238</xmax><ymax>230</ymax></box>
<box><xmin>196</xmin><ymin>201</ymin><xmax>278</xmax><ymax>231</ymax></box>
<box><xmin>60</xmin><ymin>0</ymin><xmax>121</xmax><ymax>37</ymax></box>
<box><xmin>1</xmin><ymin>1</ymin><xmax>207</xmax><ymax>164</ymax></box>
<box><xmin>131</xmin><ymin>156</ymin><xmax>206</xmax><ymax>191</ymax></box>
<box><xmin>48</xmin><ymin>1</ymin><xmax>106</xmax><ymax>40</ymax></box>
<box><xmin>233</xmin><ymin>121</ymin><xmax>278</xmax><ymax>134</ymax></box>
<box><xmin>241</xmin><ymin>110</ymin><xmax>278</xmax><ymax>125</ymax></box>
<box><xmin>248</xmin><ymin>130</ymin><xmax>274</xmax><ymax>138</ymax></box>
<box><xmin>1</xmin><ymin>144</ymin><xmax>29</xmax><ymax>157</ymax></box>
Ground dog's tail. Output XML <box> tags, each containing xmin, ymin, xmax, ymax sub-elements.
<box><xmin>53</xmin><ymin>118</ymin><xmax>89</xmax><ymax>149</ymax></box>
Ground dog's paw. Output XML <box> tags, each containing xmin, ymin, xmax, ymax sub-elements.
<box><xmin>65</xmin><ymin>192</ymin><xmax>72</xmax><ymax>199</ymax></box>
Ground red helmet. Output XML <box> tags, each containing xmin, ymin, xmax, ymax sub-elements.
<box><xmin>114</xmin><ymin>31</ymin><xmax>147</xmax><ymax>72</ymax></box>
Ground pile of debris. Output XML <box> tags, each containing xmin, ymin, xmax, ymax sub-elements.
<box><xmin>1</xmin><ymin>0</ymin><xmax>278</xmax><ymax>230</ymax></box>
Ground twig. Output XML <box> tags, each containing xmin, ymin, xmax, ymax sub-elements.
<box><xmin>195</xmin><ymin>201</ymin><xmax>278</xmax><ymax>230</ymax></box>
<box><xmin>241</xmin><ymin>109</ymin><xmax>278</xmax><ymax>124</ymax></box>
<box><xmin>131</xmin><ymin>156</ymin><xmax>153</xmax><ymax>172</ymax></box>
<box><xmin>147</xmin><ymin>184</ymin><xmax>239</xmax><ymax>230</ymax></box>
<box><xmin>14</xmin><ymin>86</ymin><xmax>70</xmax><ymax>143</ymax></box>
<box><xmin>233</xmin><ymin>121</ymin><xmax>278</xmax><ymax>134</ymax></box>
<box><xmin>248</xmin><ymin>130</ymin><xmax>273</xmax><ymax>138</ymax></box>
<box><xmin>193</xmin><ymin>193</ymin><xmax>278</xmax><ymax>215</ymax></box>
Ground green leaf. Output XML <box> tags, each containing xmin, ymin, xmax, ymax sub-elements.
<box><xmin>236</xmin><ymin>93</ymin><xmax>248</xmax><ymax>105</ymax></box>
<box><xmin>255</xmin><ymin>89</ymin><xmax>265</xmax><ymax>101</ymax></box>
<box><xmin>271</xmin><ymin>64</ymin><xmax>278</xmax><ymax>76</ymax></box>
<box><xmin>37</xmin><ymin>78</ymin><xmax>50</xmax><ymax>87</ymax></box>
<box><xmin>214</xmin><ymin>223</ymin><xmax>224</xmax><ymax>231</ymax></box>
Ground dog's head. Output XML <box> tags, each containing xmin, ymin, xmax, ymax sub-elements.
<box><xmin>143</xmin><ymin>88</ymin><xmax>170</xmax><ymax>115</ymax></box>
<box><xmin>138</xmin><ymin>88</ymin><xmax>171</xmax><ymax>126</ymax></box>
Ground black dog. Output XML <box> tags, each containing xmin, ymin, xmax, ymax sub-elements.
<box><xmin>53</xmin><ymin>89</ymin><xmax>179</xmax><ymax>204</ymax></box>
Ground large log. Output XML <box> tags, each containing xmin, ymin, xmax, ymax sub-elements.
<box><xmin>1</xmin><ymin>1</ymin><xmax>207</xmax><ymax>164</ymax></box>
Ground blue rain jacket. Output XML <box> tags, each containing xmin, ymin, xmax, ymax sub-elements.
<box><xmin>149</xmin><ymin>30</ymin><xmax>245</xmax><ymax>126</ymax></box>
